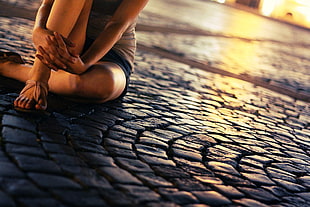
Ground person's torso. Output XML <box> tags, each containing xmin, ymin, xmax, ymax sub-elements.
<box><xmin>87</xmin><ymin>0</ymin><xmax>137</xmax><ymax>68</ymax></box>
<box><xmin>91</xmin><ymin>0</ymin><xmax>122</xmax><ymax>15</ymax></box>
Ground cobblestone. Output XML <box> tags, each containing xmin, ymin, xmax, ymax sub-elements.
<box><xmin>0</xmin><ymin>0</ymin><xmax>310</xmax><ymax>206</ymax></box>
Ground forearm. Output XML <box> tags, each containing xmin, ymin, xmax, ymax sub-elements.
<box><xmin>81</xmin><ymin>0</ymin><xmax>148</xmax><ymax>66</ymax></box>
<box><xmin>33</xmin><ymin>0</ymin><xmax>54</xmax><ymax>30</ymax></box>
<box><xmin>32</xmin><ymin>0</ymin><xmax>54</xmax><ymax>49</ymax></box>
<box><xmin>81</xmin><ymin>21</ymin><xmax>129</xmax><ymax>67</ymax></box>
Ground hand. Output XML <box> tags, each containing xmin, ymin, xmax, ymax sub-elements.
<box><xmin>36</xmin><ymin>32</ymin><xmax>87</xmax><ymax>74</ymax></box>
<box><xmin>32</xmin><ymin>27</ymin><xmax>54</xmax><ymax>50</ymax></box>
<box><xmin>36</xmin><ymin>32</ymin><xmax>76</xmax><ymax>70</ymax></box>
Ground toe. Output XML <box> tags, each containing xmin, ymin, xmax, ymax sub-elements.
<box><xmin>14</xmin><ymin>96</ymin><xmax>23</xmax><ymax>108</ymax></box>
<box><xmin>35</xmin><ymin>99</ymin><xmax>47</xmax><ymax>110</ymax></box>
<box><xmin>24</xmin><ymin>98</ymin><xmax>35</xmax><ymax>109</ymax></box>
<box><xmin>19</xmin><ymin>96</ymin><xmax>29</xmax><ymax>109</ymax></box>
<box><xmin>14</xmin><ymin>95</ymin><xmax>34</xmax><ymax>110</ymax></box>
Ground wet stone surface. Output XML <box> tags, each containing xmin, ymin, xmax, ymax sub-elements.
<box><xmin>0</xmin><ymin>3</ymin><xmax>310</xmax><ymax>207</ymax></box>
<box><xmin>136</xmin><ymin>32</ymin><xmax>310</xmax><ymax>94</ymax></box>
<box><xmin>137</xmin><ymin>0</ymin><xmax>310</xmax><ymax>97</ymax></box>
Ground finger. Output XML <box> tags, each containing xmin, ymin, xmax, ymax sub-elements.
<box><xmin>47</xmin><ymin>35</ymin><xmax>55</xmax><ymax>46</ymax></box>
<box><xmin>54</xmin><ymin>32</ymin><xmax>67</xmax><ymax>50</ymax></box>
<box><xmin>52</xmin><ymin>34</ymin><xmax>78</xmax><ymax>64</ymax></box>
<box><xmin>54</xmin><ymin>33</ymin><xmax>78</xmax><ymax>58</ymax></box>
<box><xmin>38</xmin><ymin>46</ymin><xmax>51</xmax><ymax>62</ymax></box>
<box><xmin>48</xmin><ymin>54</ymin><xmax>67</xmax><ymax>70</ymax></box>
<box><xmin>55</xmin><ymin>33</ymin><xmax>76</xmax><ymax>60</ymax></box>
<box><xmin>66</xmin><ymin>40</ymin><xmax>76</xmax><ymax>48</ymax></box>
<box><xmin>46</xmin><ymin>36</ymin><xmax>60</xmax><ymax>55</ymax></box>
<box><xmin>38</xmin><ymin>46</ymin><xmax>52</xmax><ymax>63</ymax></box>
<box><xmin>43</xmin><ymin>37</ymin><xmax>68</xmax><ymax>68</ymax></box>
<box><xmin>70</xmin><ymin>51</ymin><xmax>79</xmax><ymax>58</ymax></box>
<box><xmin>57</xmin><ymin>33</ymin><xmax>76</xmax><ymax>48</ymax></box>
<box><xmin>36</xmin><ymin>54</ymin><xmax>58</xmax><ymax>71</ymax></box>
<box><xmin>38</xmin><ymin>46</ymin><xmax>63</xmax><ymax>70</ymax></box>
<box><xmin>53</xmin><ymin>45</ymin><xmax>75</xmax><ymax>65</ymax></box>
<box><xmin>53</xmin><ymin>33</ymin><xmax>72</xmax><ymax>58</ymax></box>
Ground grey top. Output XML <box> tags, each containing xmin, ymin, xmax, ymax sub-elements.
<box><xmin>87</xmin><ymin>0</ymin><xmax>137</xmax><ymax>69</ymax></box>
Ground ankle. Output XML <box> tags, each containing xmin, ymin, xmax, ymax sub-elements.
<box><xmin>29</xmin><ymin>61</ymin><xmax>51</xmax><ymax>83</ymax></box>
<box><xmin>29</xmin><ymin>70</ymin><xmax>50</xmax><ymax>83</ymax></box>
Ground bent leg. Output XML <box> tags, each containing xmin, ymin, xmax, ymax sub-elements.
<box><xmin>47</xmin><ymin>0</ymin><xmax>93</xmax><ymax>53</ymax></box>
<box><xmin>48</xmin><ymin>62</ymin><xmax>127</xmax><ymax>103</ymax></box>
<box><xmin>67</xmin><ymin>0</ymin><xmax>93</xmax><ymax>54</ymax></box>
<box><xmin>0</xmin><ymin>0</ymin><xmax>92</xmax><ymax>81</ymax></box>
<box><xmin>13</xmin><ymin>0</ymin><xmax>92</xmax><ymax>110</ymax></box>
<box><xmin>30</xmin><ymin>0</ymin><xmax>90</xmax><ymax>81</ymax></box>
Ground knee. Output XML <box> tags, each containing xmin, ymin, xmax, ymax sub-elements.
<box><xmin>71</xmin><ymin>65</ymin><xmax>117</xmax><ymax>101</ymax></box>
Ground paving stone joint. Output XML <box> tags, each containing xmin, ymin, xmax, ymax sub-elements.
<box><xmin>0</xmin><ymin>1</ymin><xmax>309</xmax><ymax>206</ymax></box>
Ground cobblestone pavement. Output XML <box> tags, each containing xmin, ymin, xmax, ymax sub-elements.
<box><xmin>0</xmin><ymin>1</ymin><xmax>310</xmax><ymax>207</ymax></box>
<box><xmin>138</xmin><ymin>0</ymin><xmax>310</xmax><ymax>96</ymax></box>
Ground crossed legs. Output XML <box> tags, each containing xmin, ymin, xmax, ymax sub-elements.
<box><xmin>0</xmin><ymin>0</ymin><xmax>127</xmax><ymax>110</ymax></box>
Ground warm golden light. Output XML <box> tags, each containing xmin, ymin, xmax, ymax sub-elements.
<box><xmin>295</xmin><ymin>5</ymin><xmax>310</xmax><ymax>22</ymax></box>
<box><xmin>260</xmin><ymin>0</ymin><xmax>281</xmax><ymax>16</ymax></box>
<box><xmin>211</xmin><ymin>0</ymin><xmax>226</xmax><ymax>3</ymax></box>
<box><xmin>260</xmin><ymin>0</ymin><xmax>310</xmax><ymax>28</ymax></box>
<box><xmin>214</xmin><ymin>10</ymin><xmax>265</xmax><ymax>76</ymax></box>
<box><xmin>295</xmin><ymin>0</ymin><xmax>310</xmax><ymax>7</ymax></box>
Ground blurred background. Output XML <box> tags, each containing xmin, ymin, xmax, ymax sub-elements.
<box><xmin>2</xmin><ymin>0</ymin><xmax>310</xmax><ymax>29</ymax></box>
<box><xmin>213</xmin><ymin>0</ymin><xmax>310</xmax><ymax>29</ymax></box>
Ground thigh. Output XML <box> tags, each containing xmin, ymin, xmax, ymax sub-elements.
<box><xmin>49</xmin><ymin>62</ymin><xmax>127</xmax><ymax>103</ymax></box>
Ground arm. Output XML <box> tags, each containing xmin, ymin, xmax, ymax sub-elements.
<box><xmin>34</xmin><ymin>0</ymin><xmax>77</xmax><ymax>71</ymax></box>
<box><xmin>32</xmin><ymin>0</ymin><xmax>55</xmax><ymax>48</ymax></box>
<box><xmin>81</xmin><ymin>0</ymin><xmax>149</xmax><ymax>67</ymax></box>
<box><xmin>36</xmin><ymin>0</ymin><xmax>148</xmax><ymax>74</ymax></box>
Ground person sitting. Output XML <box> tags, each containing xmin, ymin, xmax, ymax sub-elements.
<box><xmin>0</xmin><ymin>0</ymin><xmax>148</xmax><ymax>112</ymax></box>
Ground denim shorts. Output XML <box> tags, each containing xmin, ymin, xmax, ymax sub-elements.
<box><xmin>83</xmin><ymin>37</ymin><xmax>132</xmax><ymax>99</ymax></box>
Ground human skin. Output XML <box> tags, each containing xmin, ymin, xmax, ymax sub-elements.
<box><xmin>0</xmin><ymin>0</ymin><xmax>148</xmax><ymax>110</ymax></box>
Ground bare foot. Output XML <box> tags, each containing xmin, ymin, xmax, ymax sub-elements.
<box><xmin>14</xmin><ymin>80</ymin><xmax>48</xmax><ymax>111</ymax></box>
